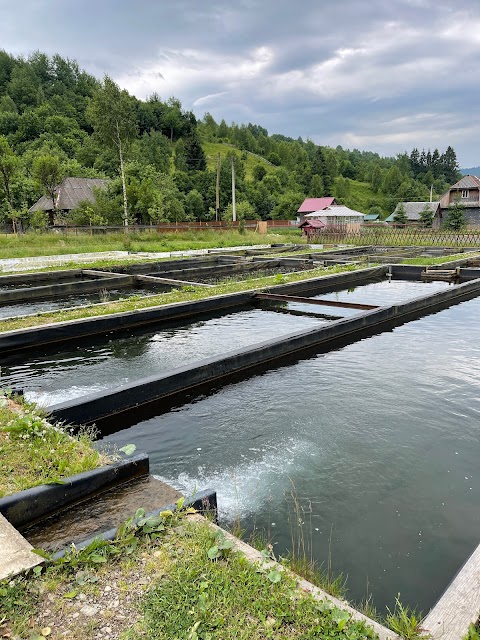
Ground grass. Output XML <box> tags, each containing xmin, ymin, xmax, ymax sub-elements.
<box><xmin>203</xmin><ymin>141</ymin><xmax>276</xmax><ymax>180</ymax></box>
<box><xmin>0</xmin><ymin>513</ymin><xmax>379</xmax><ymax>640</ymax></box>
<box><xmin>0</xmin><ymin>396</ymin><xmax>105</xmax><ymax>497</ymax></box>
<box><xmin>0</xmin><ymin>229</ymin><xmax>302</xmax><ymax>260</ymax></box>
<box><xmin>336</xmin><ymin>178</ymin><xmax>389</xmax><ymax>216</ymax></box>
<box><xmin>401</xmin><ymin>252</ymin><xmax>480</xmax><ymax>265</ymax></box>
<box><xmin>0</xmin><ymin>263</ymin><xmax>363</xmax><ymax>333</ymax></box>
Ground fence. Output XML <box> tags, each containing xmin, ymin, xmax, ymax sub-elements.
<box><xmin>37</xmin><ymin>220</ymin><xmax>295</xmax><ymax>235</ymax></box>
<box><xmin>308</xmin><ymin>225</ymin><xmax>480</xmax><ymax>248</ymax></box>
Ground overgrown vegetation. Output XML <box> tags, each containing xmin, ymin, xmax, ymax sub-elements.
<box><xmin>0</xmin><ymin>393</ymin><xmax>105</xmax><ymax>496</ymax></box>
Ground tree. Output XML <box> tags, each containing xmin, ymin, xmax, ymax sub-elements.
<box><xmin>310</xmin><ymin>174</ymin><xmax>324</xmax><ymax>197</ymax></box>
<box><xmin>444</xmin><ymin>202</ymin><xmax>466</xmax><ymax>230</ymax></box>
<box><xmin>32</xmin><ymin>154</ymin><xmax>64</xmax><ymax>224</ymax></box>
<box><xmin>223</xmin><ymin>200</ymin><xmax>255</xmax><ymax>221</ymax></box>
<box><xmin>184</xmin><ymin>189</ymin><xmax>204</xmax><ymax>219</ymax></box>
<box><xmin>86</xmin><ymin>76</ymin><xmax>137</xmax><ymax>226</ymax></box>
<box><xmin>252</xmin><ymin>164</ymin><xmax>267</xmax><ymax>181</ymax></box>
<box><xmin>393</xmin><ymin>203</ymin><xmax>407</xmax><ymax>224</ymax></box>
<box><xmin>0</xmin><ymin>136</ymin><xmax>18</xmax><ymax>213</ymax></box>
<box><xmin>419</xmin><ymin>205</ymin><xmax>434</xmax><ymax>227</ymax></box>
<box><xmin>184</xmin><ymin>134</ymin><xmax>206</xmax><ymax>171</ymax></box>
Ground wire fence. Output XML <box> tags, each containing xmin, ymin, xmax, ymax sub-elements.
<box><xmin>307</xmin><ymin>225</ymin><xmax>480</xmax><ymax>248</ymax></box>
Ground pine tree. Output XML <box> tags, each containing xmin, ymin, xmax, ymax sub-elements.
<box><xmin>393</xmin><ymin>203</ymin><xmax>407</xmax><ymax>224</ymax></box>
<box><xmin>444</xmin><ymin>202</ymin><xmax>466</xmax><ymax>230</ymax></box>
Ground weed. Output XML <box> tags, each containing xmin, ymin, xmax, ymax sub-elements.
<box><xmin>385</xmin><ymin>596</ymin><xmax>429</xmax><ymax>640</ymax></box>
<box><xmin>465</xmin><ymin>620</ymin><xmax>480</xmax><ymax>640</ymax></box>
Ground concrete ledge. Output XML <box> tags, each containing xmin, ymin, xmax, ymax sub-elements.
<box><xmin>49</xmin><ymin>275</ymin><xmax>480</xmax><ymax>428</ymax></box>
<box><xmin>195</xmin><ymin>515</ymin><xmax>399</xmax><ymax>640</ymax></box>
<box><xmin>0</xmin><ymin>269</ymin><xmax>84</xmax><ymax>286</ymax></box>
<box><xmin>0</xmin><ymin>275</ymin><xmax>133</xmax><ymax>304</ymax></box>
<box><xmin>423</xmin><ymin>540</ymin><xmax>480</xmax><ymax>640</ymax></box>
<box><xmin>0</xmin><ymin>453</ymin><xmax>149</xmax><ymax>529</ymax></box>
<box><xmin>51</xmin><ymin>489</ymin><xmax>217</xmax><ymax>559</ymax></box>
<box><xmin>0</xmin><ymin>513</ymin><xmax>42</xmax><ymax>579</ymax></box>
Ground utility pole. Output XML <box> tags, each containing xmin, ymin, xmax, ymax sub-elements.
<box><xmin>231</xmin><ymin>155</ymin><xmax>236</xmax><ymax>222</ymax></box>
<box><xmin>430</xmin><ymin>184</ymin><xmax>433</xmax><ymax>203</ymax></box>
<box><xmin>216</xmin><ymin>153</ymin><xmax>220</xmax><ymax>222</ymax></box>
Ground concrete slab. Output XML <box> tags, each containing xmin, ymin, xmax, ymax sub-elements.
<box><xmin>0</xmin><ymin>513</ymin><xmax>41</xmax><ymax>579</ymax></box>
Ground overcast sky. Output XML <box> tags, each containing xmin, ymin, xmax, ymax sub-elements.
<box><xmin>1</xmin><ymin>0</ymin><xmax>479</xmax><ymax>166</ymax></box>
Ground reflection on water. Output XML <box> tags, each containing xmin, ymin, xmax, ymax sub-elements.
<box><xmin>0</xmin><ymin>308</ymin><xmax>324</xmax><ymax>404</ymax></box>
<box><xmin>0</xmin><ymin>288</ymin><xmax>152</xmax><ymax>320</ymax></box>
<box><xmin>102</xmin><ymin>294</ymin><xmax>480</xmax><ymax>613</ymax></box>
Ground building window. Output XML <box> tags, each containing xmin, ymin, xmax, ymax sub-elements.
<box><xmin>461</xmin><ymin>189</ymin><xmax>469</xmax><ymax>198</ymax></box>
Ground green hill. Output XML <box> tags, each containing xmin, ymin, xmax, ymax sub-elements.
<box><xmin>337</xmin><ymin>178</ymin><xmax>390</xmax><ymax>217</ymax></box>
<box><xmin>202</xmin><ymin>142</ymin><xmax>276</xmax><ymax>181</ymax></box>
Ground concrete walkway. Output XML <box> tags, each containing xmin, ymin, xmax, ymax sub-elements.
<box><xmin>0</xmin><ymin>245</ymin><xmax>274</xmax><ymax>273</ymax></box>
<box><xmin>0</xmin><ymin>513</ymin><xmax>41</xmax><ymax>579</ymax></box>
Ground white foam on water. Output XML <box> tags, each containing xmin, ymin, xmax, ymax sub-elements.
<box><xmin>154</xmin><ymin>436</ymin><xmax>310</xmax><ymax>522</ymax></box>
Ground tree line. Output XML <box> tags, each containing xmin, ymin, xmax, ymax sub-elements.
<box><xmin>0</xmin><ymin>50</ymin><xmax>463</xmax><ymax>229</ymax></box>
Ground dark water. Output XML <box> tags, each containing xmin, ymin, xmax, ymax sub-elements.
<box><xmin>0</xmin><ymin>288</ymin><xmax>153</xmax><ymax>320</ymax></box>
<box><xmin>0</xmin><ymin>308</ymin><xmax>325</xmax><ymax>405</ymax></box>
<box><xmin>0</xmin><ymin>279</ymin><xmax>448</xmax><ymax>405</ymax></box>
<box><xmin>102</xmin><ymin>294</ymin><xmax>480</xmax><ymax>614</ymax></box>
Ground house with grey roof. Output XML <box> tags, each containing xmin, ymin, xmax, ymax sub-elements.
<box><xmin>439</xmin><ymin>175</ymin><xmax>480</xmax><ymax>226</ymax></box>
<box><xmin>385</xmin><ymin>201</ymin><xmax>441</xmax><ymax>227</ymax></box>
<box><xmin>28</xmin><ymin>177</ymin><xmax>108</xmax><ymax>224</ymax></box>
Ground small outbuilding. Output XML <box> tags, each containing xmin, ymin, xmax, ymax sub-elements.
<box><xmin>304</xmin><ymin>205</ymin><xmax>365</xmax><ymax>226</ymax></box>
<box><xmin>298</xmin><ymin>218</ymin><xmax>326</xmax><ymax>238</ymax></box>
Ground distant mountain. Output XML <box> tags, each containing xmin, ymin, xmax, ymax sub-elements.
<box><xmin>460</xmin><ymin>167</ymin><xmax>480</xmax><ymax>176</ymax></box>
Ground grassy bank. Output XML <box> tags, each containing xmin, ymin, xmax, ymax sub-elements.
<box><xmin>0</xmin><ymin>263</ymin><xmax>362</xmax><ymax>333</ymax></box>
<box><xmin>0</xmin><ymin>230</ymin><xmax>303</xmax><ymax>260</ymax></box>
<box><xmin>0</xmin><ymin>513</ymin><xmax>380</xmax><ymax>640</ymax></box>
<box><xmin>0</xmin><ymin>396</ymin><xmax>105</xmax><ymax>497</ymax></box>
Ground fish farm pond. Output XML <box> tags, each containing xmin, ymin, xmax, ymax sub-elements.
<box><xmin>2</xmin><ymin>254</ymin><xmax>480</xmax><ymax>620</ymax></box>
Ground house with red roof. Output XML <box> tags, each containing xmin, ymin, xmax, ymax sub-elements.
<box><xmin>297</xmin><ymin>197</ymin><xmax>337</xmax><ymax>222</ymax></box>
<box><xmin>439</xmin><ymin>175</ymin><xmax>480</xmax><ymax>226</ymax></box>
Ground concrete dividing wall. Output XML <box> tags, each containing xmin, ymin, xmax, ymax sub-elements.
<box><xmin>0</xmin><ymin>269</ymin><xmax>84</xmax><ymax>286</ymax></box>
<box><xmin>0</xmin><ymin>453</ymin><xmax>149</xmax><ymax>528</ymax></box>
<box><xmin>49</xmin><ymin>275</ymin><xmax>480</xmax><ymax>429</ymax></box>
<box><xmin>0</xmin><ymin>266</ymin><xmax>384</xmax><ymax>355</ymax></box>
<box><xmin>0</xmin><ymin>274</ymin><xmax>133</xmax><ymax>304</ymax></box>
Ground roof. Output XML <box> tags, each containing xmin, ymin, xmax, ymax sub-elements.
<box><xmin>297</xmin><ymin>197</ymin><xmax>336</xmax><ymax>213</ymax></box>
<box><xmin>387</xmin><ymin>201</ymin><xmax>440</xmax><ymax>222</ymax></box>
<box><xmin>299</xmin><ymin>219</ymin><xmax>326</xmax><ymax>228</ymax></box>
<box><xmin>28</xmin><ymin>177</ymin><xmax>108</xmax><ymax>212</ymax></box>
<box><xmin>305</xmin><ymin>205</ymin><xmax>365</xmax><ymax>218</ymax></box>
<box><xmin>364</xmin><ymin>214</ymin><xmax>380</xmax><ymax>221</ymax></box>
<box><xmin>448</xmin><ymin>175</ymin><xmax>480</xmax><ymax>190</ymax></box>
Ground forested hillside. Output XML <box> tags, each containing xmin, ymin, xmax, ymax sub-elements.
<box><xmin>0</xmin><ymin>50</ymin><xmax>462</xmax><ymax>227</ymax></box>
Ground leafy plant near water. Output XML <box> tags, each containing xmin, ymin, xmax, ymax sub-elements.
<box><xmin>385</xmin><ymin>597</ymin><xmax>429</xmax><ymax>640</ymax></box>
<box><xmin>0</xmin><ymin>394</ymin><xmax>104</xmax><ymax>497</ymax></box>
<box><xmin>135</xmin><ymin>518</ymin><xmax>379</xmax><ymax>640</ymax></box>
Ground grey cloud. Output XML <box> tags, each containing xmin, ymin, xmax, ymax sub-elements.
<box><xmin>0</xmin><ymin>0</ymin><xmax>479</xmax><ymax>164</ymax></box>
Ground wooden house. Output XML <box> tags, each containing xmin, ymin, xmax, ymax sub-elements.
<box><xmin>385</xmin><ymin>201</ymin><xmax>441</xmax><ymax>227</ymax></box>
<box><xmin>439</xmin><ymin>175</ymin><xmax>480</xmax><ymax>226</ymax></box>
<box><xmin>28</xmin><ymin>177</ymin><xmax>108</xmax><ymax>225</ymax></box>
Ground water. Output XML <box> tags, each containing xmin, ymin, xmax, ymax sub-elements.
<box><xmin>0</xmin><ymin>308</ymin><xmax>324</xmax><ymax>405</ymax></box>
<box><xmin>101</xmin><ymin>295</ymin><xmax>480</xmax><ymax>614</ymax></box>
<box><xmin>284</xmin><ymin>278</ymin><xmax>452</xmax><ymax>317</ymax></box>
<box><xmin>0</xmin><ymin>288</ymin><xmax>155</xmax><ymax>320</ymax></box>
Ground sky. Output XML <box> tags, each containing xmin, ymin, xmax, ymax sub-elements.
<box><xmin>1</xmin><ymin>0</ymin><xmax>479</xmax><ymax>167</ymax></box>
